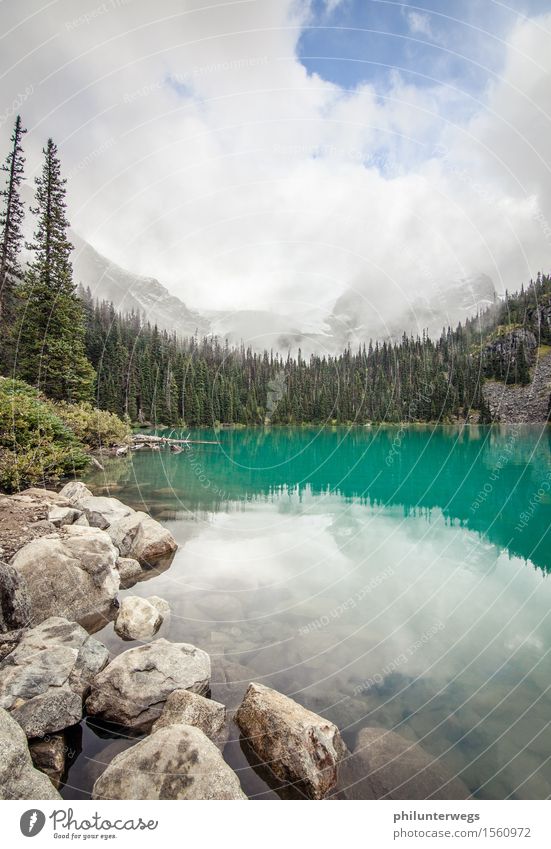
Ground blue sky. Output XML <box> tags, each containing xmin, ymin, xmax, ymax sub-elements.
<box><xmin>299</xmin><ymin>0</ymin><xmax>551</xmax><ymax>95</ymax></box>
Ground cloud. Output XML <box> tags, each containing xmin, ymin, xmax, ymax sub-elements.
<box><xmin>0</xmin><ymin>0</ymin><xmax>549</xmax><ymax>335</ymax></box>
<box><xmin>406</xmin><ymin>11</ymin><xmax>434</xmax><ymax>39</ymax></box>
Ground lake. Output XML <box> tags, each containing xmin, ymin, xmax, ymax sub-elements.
<box><xmin>64</xmin><ymin>424</ymin><xmax>551</xmax><ymax>799</ymax></box>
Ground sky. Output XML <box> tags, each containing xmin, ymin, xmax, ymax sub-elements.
<box><xmin>0</xmin><ymin>0</ymin><xmax>550</xmax><ymax>329</ymax></box>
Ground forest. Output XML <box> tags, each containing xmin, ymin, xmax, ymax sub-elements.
<box><xmin>1</xmin><ymin>114</ymin><xmax>550</xmax><ymax>432</ymax></box>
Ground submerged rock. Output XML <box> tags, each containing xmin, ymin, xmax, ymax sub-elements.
<box><xmin>114</xmin><ymin>596</ymin><xmax>164</xmax><ymax>640</ymax></box>
<box><xmin>336</xmin><ymin>727</ymin><xmax>471</xmax><ymax>800</ymax></box>
<box><xmin>235</xmin><ymin>682</ymin><xmax>346</xmax><ymax>799</ymax></box>
<box><xmin>152</xmin><ymin>689</ymin><xmax>226</xmax><ymax>739</ymax></box>
<box><xmin>29</xmin><ymin>733</ymin><xmax>67</xmax><ymax>789</ymax></box>
<box><xmin>0</xmin><ymin>708</ymin><xmax>61</xmax><ymax>799</ymax></box>
<box><xmin>0</xmin><ymin>617</ymin><xmax>109</xmax><ymax>737</ymax></box>
<box><xmin>92</xmin><ymin>724</ymin><xmax>246</xmax><ymax>800</ymax></box>
<box><xmin>85</xmin><ymin>638</ymin><xmax>211</xmax><ymax>732</ymax></box>
<box><xmin>10</xmin><ymin>525</ymin><xmax>120</xmax><ymax>625</ymax></box>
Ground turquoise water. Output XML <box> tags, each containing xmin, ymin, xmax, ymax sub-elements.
<box><xmin>69</xmin><ymin>425</ymin><xmax>551</xmax><ymax>799</ymax></box>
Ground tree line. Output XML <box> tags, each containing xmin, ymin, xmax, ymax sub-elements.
<box><xmin>1</xmin><ymin>115</ymin><xmax>549</xmax><ymax>429</ymax></box>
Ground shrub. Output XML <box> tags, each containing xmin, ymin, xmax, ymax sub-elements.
<box><xmin>54</xmin><ymin>402</ymin><xmax>131</xmax><ymax>448</ymax></box>
<box><xmin>0</xmin><ymin>378</ymin><xmax>89</xmax><ymax>492</ymax></box>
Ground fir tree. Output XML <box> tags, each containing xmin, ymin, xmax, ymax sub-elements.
<box><xmin>15</xmin><ymin>139</ymin><xmax>95</xmax><ymax>401</ymax></box>
<box><xmin>0</xmin><ymin>115</ymin><xmax>27</xmax><ymax>350</ymax></box>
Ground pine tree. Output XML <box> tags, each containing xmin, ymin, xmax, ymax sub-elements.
<box><xmin>15</xmin><ymin>138</ymin><xmax>95</xmax><ymax>401</ymax></box>
<box><xmin>0</xmin><ymin>115</ymin><xmax>27</xmax><ymax>351</ymax></box>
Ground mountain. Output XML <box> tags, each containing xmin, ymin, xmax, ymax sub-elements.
<box><xmin>327</xmin><ymin>273</ymin><xmax>497</xmax><ymax>346</ymax></box>
<box><xmin>70</xmin><ymin>232</ymin><xmax>209</xmax><ymax>337</ymax></box>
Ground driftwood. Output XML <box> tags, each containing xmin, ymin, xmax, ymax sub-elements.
<box><xmin>132</xmin><ymin>434</ymin><xmax>218</xmax><ymax>447</ymax></box>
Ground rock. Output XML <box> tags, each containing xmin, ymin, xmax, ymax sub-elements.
<box><xmin>152</xmin><ymin>689</ymin><xmax>226</xmax><ymax>739</ymax></box>
<box><xmin>336</xmin><ymin>727</ymin><xmax>470</xmax><ymax>800</ymax></box>
<box><xmin>115</xmin><ymin>445</ymin><xmax>128</xmax><ymax>456</ymax></box>
<box><xmin>77</xmin><ymin>495</ymin><xmax>134</xmax><ymax>530</ymax></box>
<box><xmin>0</xmin><ymin>708</ymin><xmax>61</xmax><ymax>799</ymax></box>
<box><xmin>0</xmin><ymin>629</ymin><xmax>25</xmax><ymax>661</ymax></box>
<box><xmin>116</xmin><ymin>557</ymin><xmax>143</xmax><ymax>589</ymax></box>
<box><xmin>86</xmin><ymin>638</ymin><xmax>211</xmax><ymax>731</ymax></box>
<box><xmin>149</xmin><ymin>596</ymin><xmax>170</xmax><ymax>619</ymax></box>
<box><xmin>114</xmin><ymin>596</ymin><xmax>163</xmax><ymax>640</ymax></box>
<box><xmin>107</xmin><ymin>511</ymin><xmax>178</xmax><ymax>566</ymax></box>
<box><xmin>235</xmin><ymin>682</ymin><xmax>346</xmax><ymax>799</ymax></box>
<box><xmin>18</xmin><ymin>488</ymin><xmax>71</xmax><ymax>507</ymax></box>
<box><xmin>0</xmin><ymin>617</ymin><xmax>109</xmax><ymax>737</ymax></box>
<box><xmin>58</xmin><ymin>481</ymin><xmax>93</xmax><ymax>503</ymax></box>
<box><xmin>0</xmin><ymin>560</ymin><xmax>30</xmax><ymax>632</ymax></box>
<box><xmin>92</xmin><ymin>724</ymin><xmax>246</xmax><ymax>800</ymax></box>
<box><xmin>47</xmin><ymin>505</ymin><xmax>82</xmax><ymax>527</ymax></box>
<box><xmin>10</xmin><ymin>525</ymin><xmax>120</xmax><ymax>625</ymax></box>
<box><xmin>90</xmin><ymin>457</ymin><xmax>104</xmax><ymax>470</ymax></box>
<box><xmin>73</xmin><ymin>514</ymin><xmax>90</xmax><ymax>527</ymax></box>
<box><xmin>29</xmin><ymin>733</ymin><xmax>66</xmax><ymax>789</ymax></box>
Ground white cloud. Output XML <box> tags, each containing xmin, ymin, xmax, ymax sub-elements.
<box><xmin>406</xmin><ymin>11</ymin><xmax>434</xmax><ymax>38</ymax></box>
<box><xmin>0</xmin><ymin>0</ymin><xmax>549</xmax><ymax>334</ymax></box>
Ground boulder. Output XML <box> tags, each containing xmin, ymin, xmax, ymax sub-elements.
<box><xmin>47</xmin><ymin>505</ymin><xmax>82</xmax><ymax>527</ymax></box>
<box><xmin>18</xmin><ymin>488</ymin><xmax>71</xmax><ymax>507</ymax></box>
<box><xmin>235</xmin><ymin>682</ymin><xmax>346</xmax><ymax>799</ymax></box>
<box><xmin>149</xmin><ymin>596</ymin><xmax>170</xmax><ymax>619</ymax></box>
<box><xmin>58</xmin><ymin>481</ymin><xmax>93</xmax><ymax>503</ymax></box>
<box><xmin>0</xmin><ymin>629</ymin><xmax>25</xmax><ymax>661</ymax></box>
<box><xmin>152</xmin><ymin>689</ymin><xmax>226</xmax><ymax>739</ymax></box>
<box><xmin>0</xmin><ymin>708</ymin><xmax>61</xmax><ymax>799</ymax></box>
<box><xmin>107</xmin><ymin>511</ymin><xmax>177</xmax><ymax>566</ymax></box>
<box><xmin>29</xmin><ymin>733</ymin><xmax>66</xmax><ymax>789</ymax></box>
<box><xmin>0</xmin><ymin>560</ymin><xmax>30</xmax><ymax>632</ymax></box>
<box><xmin>86</xmin><ymin>639</ymin><xmax>211</xmax><ymax>732</ymax></box>
<box><xmin>10</xmin><ymin>525</ymin><xmax>120</xmax><ymax>625</ymax></box>
<box><xmin>0</xmin><ymin>617</ymin><xmax>109</xmax><ymax>737</ymax></box>
<box><xmin>77</xmin><ymin>496</ymin><xmax>134</xmax><ymax>530</ymax></box>
<box><xmin>114</xmin><ymin>596</ymin><xmax>163</xmax><ymax>640</ymax></box>
<box><xmin>116</xmin><ymin>557</ymin><xmax>143</xmax><ymax>589</ymax></box>
<box><xmin>336</xmin><ymin>727</ymin><xmax>470</xmax><ymax>800</ymax></box>
<box><xmin>92</xmin><ymin>724</ymin><xmax>246</xmax><ymax>800</ymax></box>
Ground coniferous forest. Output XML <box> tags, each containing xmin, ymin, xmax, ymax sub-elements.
<box><xmin>1</xmin><ymin>114</ymin><xmax>551</xmax><ymax>432</ymax></box>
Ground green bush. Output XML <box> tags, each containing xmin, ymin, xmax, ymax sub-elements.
<box><xmin>0</xmin><ymin>378</ymin><xmax>89</xmax><ymax>492</ymax></box>
<box><xmin>54</xmin><ymin>401</ymin><xmax>131</xmax><ymax>448</ymax></box>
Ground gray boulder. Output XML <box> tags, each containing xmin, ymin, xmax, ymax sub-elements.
<box><xmin>0</xmin><ymin>560</ymin><xmax>30</xmax><ymax>632</ymax></box>
<box><xmin>92</xmin><ymin>724</ymin><xmax>246</xmax><ymax>799</ymax></box>
<box><xmin>116</xmin><ymin>557</ymin><xmax>143</xmax><ymax>589</ymax></box>
<box><xmin>336</xmin><ymin>727</ymin><xmax>470</xmax><ymax>800</ymax></box>
<box><xmin>47</xmin><ymin>505</ymin><xmax>82</xmax><ymax>527</ymax></box>
<box><xmin>58</xmin><ymin>481</ymin><xmax>93</xmax><ymax>503</ymax></box>
<box><xmin>107</xmin><ymin>511</ymin><xmax>177</xmax><ymax>566</ymax></box>
<box><xmin>77</xmin><ymin>496</ymin><xmax>134</xmax><ymax>530</ymax></box>
<box><xmin>0</xmin><ymin>617</ymin><xmax>109</xmax><ymax>737</ymax></box>
<box><xmin>235</xmin><ymin>682</ymin><xmax>346</xmax><ymax>799</ymax></box>
<box><xmin>152</xmin><ymin>689</ymin><xmax>226</xmax><ymax>739</ymax></box>
<box><xmin>0</xmin><ymin>708</ymin><xmax>61</xmax><ymax>799</ymax></box>
<box><xmin>114</xmin><ymin>596</ymin><xmax>163</xmax><ymax>641</ymax></box>
<box><xmin>10</xmin><ymin>525</ymin><xmax>120</xmax><ymax>625</ymax></box>
<box><xmin>86</xmin><ymin>638</ymin><xmax>211</xmax><ymax>732</ymax></box>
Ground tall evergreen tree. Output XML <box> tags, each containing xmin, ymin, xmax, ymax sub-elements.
<box><xmin>15</xmin><ymin>138</ymin><xmax>95</xmax><ymax>401</ymax></box>
<box><xmin>0</xmin><ymin>115</ymin><xmax>26</xmax><ymax>341</ymax></box>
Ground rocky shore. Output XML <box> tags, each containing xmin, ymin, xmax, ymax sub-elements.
<box><xmin>0</xmin><ymin>481</ymin><xmax>470</xmax><ymax>801</ymax></box>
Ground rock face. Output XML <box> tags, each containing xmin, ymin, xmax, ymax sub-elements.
<box><xmin>235</xmin><ymin>683</ymin><xmax>346</xmax><ymax>799</ymax></box>
<box><xmin>152</xmin><ymin>689</ymin><xmax>226</xmax><ymax>739</ymax></box>
<box><xmin>92</xmin><ymin>724</ymin><xmax>246</xmax><ymax>800</ymax></box>
<box><xmin>0</xmin><ymin>617</ymin><xmax>109</xmax><ymax>737</ymax></box>
<box><xmin>107</xmin><ymin>511</ymin><xmax>178</xmax><ymax>567</ymax></box>
<box><xmin>483</xmin><ymin>350</ymin><xmax>551</xmax><ymax>423</ymax></box>
<box><xmin>0</xmin><ymin>560</ymin><xmax>30</xmax><ymax>632</ymax></box>
<box><xmin>0</xmin><ymin>708</ymin><xmax>61</xmax><ymax>799</ymax></box>
<box><xmin>10</xmin><ymin>525</ymin><xmax>120</xmax><ymax>625</ymax></box>
<box><xmin>86</xmin><ymin>639</ymin><xmax>211</xmax><ymax>731</ymax></box>
<box><xmin>114</xmin><ymin>596</ymin><xmax>163</xmax><ymax>640</ymax></box>
<box><xmin>336</xmin><ymin>727</ymin><xmax>470</xmax><ymax>800</ymax></box>
<box><xmin>29</xmin><ymin>733</ymin><xmax>67</xmax><ymax>789</ymax></box>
